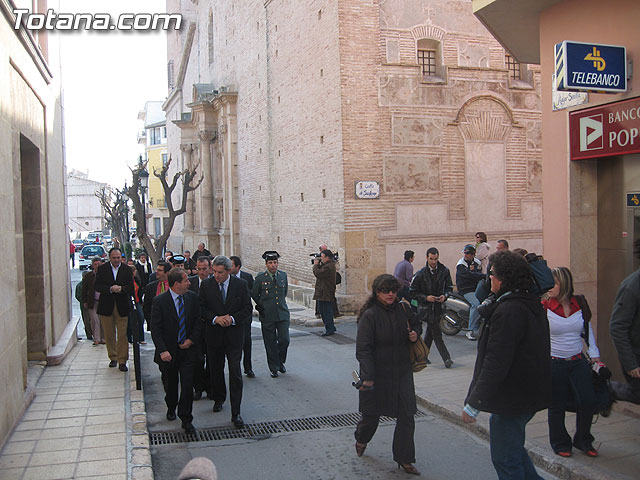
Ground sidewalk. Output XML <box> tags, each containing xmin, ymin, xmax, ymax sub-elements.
<box><xmin>0</xmin><ymin>341</ymin><xmax>152</xmax><ymax>480</ymax></box>
<box><xmin>414</xmin><ymin>353</ymin><xmax>640</xmax><ymax>480</ymax></box>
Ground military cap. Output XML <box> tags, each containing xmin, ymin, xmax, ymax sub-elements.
<box><xmin>170</xmin><ymin>255</ymin><xmax>186</xmax><ymax>264</ymax></box>
<box><xmin>262</xmin><ymin>251</ymin><xmax>280</xmax><ymax>261</ymax></box>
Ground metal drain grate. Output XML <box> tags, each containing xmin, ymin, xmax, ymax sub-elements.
<box><xmin>312</xmin><ymin>332</ymin><xmax>356</xmax><ymax>345</ymax></box>
<box><xmin>150</xmin><ymin>411</ymin><xmax>428</xmax><ymax>445</ymax></box>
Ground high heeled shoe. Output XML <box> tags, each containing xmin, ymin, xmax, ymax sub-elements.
<box><xmin>397</xmin><ymin>463</ymin><xmax>421</xmax><ymax>475</ymax></box>
<box><xmin>355</xmin><ymin>441</ymin><xmax>366</xmax><ymax>457</ymax></box>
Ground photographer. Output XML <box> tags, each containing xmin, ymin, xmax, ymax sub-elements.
<box><xmin>313</xmin><ymin>249</ymin><xmax>337</xmax><ymax>336</ymax></box>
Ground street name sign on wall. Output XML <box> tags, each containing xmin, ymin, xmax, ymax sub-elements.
<box><xmin>555</xmin><ymin>41</ymin><xmax>627</xmax><ymax>93</ymax></box>
<box><xmin>569</xmin><ymin>96</ymin><xmax>640</xmax><ymax>161</ymax></box>
<box><xmin>355</xmin><ymin>181</ymin><xmax>380</xmax><ymax>199</ymax></box>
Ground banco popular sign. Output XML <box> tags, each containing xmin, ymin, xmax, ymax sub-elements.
<box><xmin>570</xmin><ymin>96</ymin><xmax>640</xmax><ymax>161</ymax></box>
<box><xmin>555</xmin><ymin>41</ymin><xmax>627</xmax><ymax>93</ymax></box>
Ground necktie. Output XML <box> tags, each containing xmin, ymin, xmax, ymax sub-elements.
<box><xmin>220</xmin><ymin>283</ymin><xmax>226</xmax><ymax>303</ymax></box>
<box><xmin>177</xmin><ymin>295</ymin><xmax>186</xmax><ymax>343</ymax></box>
<box><xmin>160</xmin><ymin>282</ymin><xmax>165</xmax><ymax>293</ymax></box>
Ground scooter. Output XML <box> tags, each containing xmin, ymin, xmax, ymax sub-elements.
<box><xmin>439</xmin><ymin>292</ymin><xmax>471</xmax><ymax>336</ymax></box>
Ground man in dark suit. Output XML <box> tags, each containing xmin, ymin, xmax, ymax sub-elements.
<box><xmin>142</xmin><ymin>261</ymin><xmax>172</xmax><ymax>328</ymax></box>
<box><xmin>230</xmin><ymin>256</ymin><xmax>255</xmax><ymax>378</ymax></box>
<box><xmin>199</xmin><ymin>255</ymin><xmax>253</xmax><ymax>428</ymax></box>
<box><xmin>189</xmin><ymin>256</ymin><xmax>213</xmax><ymax>399</ymax></box>
<box><xmin>151</xmin><ymin>269</ymin><xmax>202</xmax><ymax>434</ymax></box>
<box><xmin>94</xmin><ymin>247</ymin><xmax>134</xmax><ymax>371</ymax></box>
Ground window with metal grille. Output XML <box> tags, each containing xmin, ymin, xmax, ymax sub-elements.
<box><xmin>418</xmin><ymin>49</ymin><xmax>437</xmax><ymax>76</ymax></box>
<box><xmin>505</xmin><ymin>54</ymin><xmax>521</xmax><ymax>80</ymax></box>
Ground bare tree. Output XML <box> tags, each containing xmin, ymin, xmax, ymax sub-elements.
<box><xmin>95</xmin><ymin>186</ymin><xmax>129</xmax><ymax>249</ymax></box>
<box><xmin>126</xmin><ymin>156</ymin><xmax>203</xmax><ymax>266</ymax></box>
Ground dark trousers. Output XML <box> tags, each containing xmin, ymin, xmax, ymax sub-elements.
<box><xmin>207</xmin><ymin>334</ymin><xmax>243</xmax><ymax>416</ymax></box>
<box><xmin>354</xmin><ymin>408</ymin><xmax>415</xmax><ymax>464</ymax></box>
<box><xmin>261</xmin><ymin>319</ymin><xmax>290</xmax><ymax>373</ymax></box>
<box><xmin>316</xmin><ymin>296</ymin><xmax>341</xmax><ymax>316</ymax></box>
<box><xmin>489</xmin><ymin>413</ymin><xmax>542</xmax><ymax>480</ymax></box>
<box><xmin>423</xmin><ymin>317</ymin><xmax>450</xmax><ymax>363</ymax></box>
<box><xmin>80</xmin><ymin>305</ymin><xmax>93</xmax><ymax>340</ymax></box>
<box><xmin>612</xmin><ymin>353</ymin><xmax>640</xmax><ymax>404</ymax></box>
<box><xmin>193</xmin><ymin>341</ymin><xmax>210</xmax><ymax>396</ymax></box>
<box><xmin>318</xmin><ymin>300</ymin><xmax>335</xmax><ymax>334</ymax></box>
<box><xmin>159</xmin><ymin>348</ymin><xmax>196</xmax><ymax>423</ymax></box>
<box><xmin>548</xmin><ymin>357</ymin><xmax>596</xmax><ymax>453</ymax></box>
<box><xmin>242</xmin><ymin>318</ymin><xmax>253</xmax><ymax>373</ymax></box>
<box><xmin>397</xmin><ymin>286</ymin><xmax>410</xmax><ymax>302</ymax></box>
<box><xmin>127</xmin><ymin>303</ymin><xmax>145</xmax><ymax>343</ymax></box>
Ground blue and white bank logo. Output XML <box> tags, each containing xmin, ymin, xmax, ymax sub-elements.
<box><xmin>555</xmin><ymin>41</ymin><xmax>627</xmax><ymax>94</ymax></box>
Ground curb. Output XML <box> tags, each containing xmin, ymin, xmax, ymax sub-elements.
<box><xmin>415</xmin><ymin>395</ymin><xmax>621</xmax><ymax>480</ymax></box>
<box><xmin>126</xmin><ymin>345</ymin><xmax>154</xmax><ymax>480</ymax></box>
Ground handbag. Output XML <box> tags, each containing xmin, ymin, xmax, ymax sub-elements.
<box><xmin>400</xmin><ymin>301</ymin><xmax>429</xmax><ymax>372</ymax></box>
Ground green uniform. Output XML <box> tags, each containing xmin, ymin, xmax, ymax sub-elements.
<box><xmin>252</xmin><ymin>270</ymin><xmax>290</xmax><ymax>373</ymax></box>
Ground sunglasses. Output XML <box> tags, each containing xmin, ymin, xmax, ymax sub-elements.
<box><xmin>489</xmin><ymin>271</ymin><xmax>497</xmax><ymax>276</ymax></box>
<box><xmin>378</xmin><ymin>288</ymin><xmax>398</xmax><ymax>294</ymax></box>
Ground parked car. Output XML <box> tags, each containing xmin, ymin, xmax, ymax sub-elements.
<box><xmin>71</xmin><ymin>239</ymin><xmax>85</xmax><ymax>251</ymax></box>
<box><xmin>78</xmin><ymin>244</ymin><xmax>107</xmax><ymax>270</ymax></box>
<box><xmin>86</xmin><ymin>231</ymin><xmax>103</xmax><ymax>244</ymax></box>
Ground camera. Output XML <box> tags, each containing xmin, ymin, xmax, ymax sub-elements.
<box><xmin>309</xmin><ymin>251</ymin><xmax>339</xmax><ymax>264</ymax></box>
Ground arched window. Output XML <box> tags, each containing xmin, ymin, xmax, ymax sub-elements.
<box><xmin>416</xmin><ymin>38</ymin><xmax>444</xmax><ymax>83</ymax></box>
<box><xmin>208</xmin><ymin>12</ymin><xmax>214</xmax><ymax>65</ymax></box>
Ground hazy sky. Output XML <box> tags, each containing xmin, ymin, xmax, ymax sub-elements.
<box><xmin>58</xmin><ymin>0</ymin><xmax>169</xmax><ymax>188</ymax></box>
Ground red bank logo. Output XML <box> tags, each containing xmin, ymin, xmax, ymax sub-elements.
<box><xmin>579</xmin><ymin>114</ymin><xmax>603</xmax><ymax>151</ymax></box>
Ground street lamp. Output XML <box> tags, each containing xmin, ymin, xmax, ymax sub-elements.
<box><xmin>138</xmin><ymin>161</ymin><xmax>149</xmax><ymax>239</ymax></box>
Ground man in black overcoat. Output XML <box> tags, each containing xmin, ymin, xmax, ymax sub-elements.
<box><xmin>230</xmin><ymin>255</ymin><xmax>255</xmax><ymax>377</ymax></box>
<box><xmin>199</xmin><ymin>255</ymin><xmax>253</xmax><ymax>427</ymax></box>
<box><xmin>151</xmin><ymin>269</ymin><xmax>202</xmax><ymax>434</ymax></box>
<box><xmin>94</xmin><ymin>247</ymin><xmax>134</xmax><ymax>371</ymax></box>
<box><xmin>189</xmin><ymin>256</ymin><xmax>213</xmax><ymax>399</ymax></box>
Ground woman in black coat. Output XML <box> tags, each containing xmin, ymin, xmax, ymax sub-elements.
<box><xmin>354</xmin><ymin>274</ymin><xmax>422</xmax><ymax>475</ymax></box>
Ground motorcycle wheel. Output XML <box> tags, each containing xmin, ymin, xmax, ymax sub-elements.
<box><xmin>440</xmin><ymin>313</ymin><xmax>462</xmax><ymax>336</ymax></box>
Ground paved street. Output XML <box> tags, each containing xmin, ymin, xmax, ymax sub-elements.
<box><xmin>140</xmin><ymin>316</ymin><xmax>557</xmax><ymax>480</ymax></box>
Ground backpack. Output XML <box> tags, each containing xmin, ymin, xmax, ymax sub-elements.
<box><xmin>525</xmin><ymin>253</ymin><xmax>554</xmax><ymax>296</ymax></box>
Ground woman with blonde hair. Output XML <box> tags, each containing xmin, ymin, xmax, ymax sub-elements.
<box><xmin>543</xmin><ymin>266</ymin><xmax>600</xmax><ymax>458</ymax></box>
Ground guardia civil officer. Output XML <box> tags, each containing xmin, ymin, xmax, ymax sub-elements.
<box><xmin>251</xmin><ymin>251</ymin><xmax>291</xmax><ymax>378</ymax></box>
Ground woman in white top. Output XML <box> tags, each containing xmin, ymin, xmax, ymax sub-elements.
<box><xmin>542</xmin><ymin>267</ymin><xmax>600</xmax><ymax>458</ymax></box>
<box><xmin>474</xmin><ymin>232</ymin><xmax>491</xmax><ymax>274</ymax></box>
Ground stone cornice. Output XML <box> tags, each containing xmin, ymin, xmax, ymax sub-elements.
<box><xmin>1</xmin><ymin>0</ymin><xmax>53</xmax><ymax>83</ymax></box>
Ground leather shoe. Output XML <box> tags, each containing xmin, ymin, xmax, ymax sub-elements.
<box><xmin>193</xmin><ymin>391</ymin><xmax>202</xmax><ymax>401</ymax></box>
<box><xmin>166</xmin><ymin>410</ymin><xmax>176</xmax><ymax>421</ymax></box>
<box><xmin>182</xmin><ymin>422</ymin><xmax>196</xmax><ymax>435</ymax></box>
<box><xmin>108</xmin><ymin>360</ymin><xmax>117</xmax><ymax>368</ymax></box>
<box><xmin>278</xmin><ymin>365</ymin><xmax>286</xmax><ymax>373</ymax></box>
<box><xmin>245</xmin><ymin>370</ymin><xmax>256</xmax><ymax>378</ymax></box>
<box><xmin>232</xmin><ymin>415</ymin><xmax>244</xmax><ymax>428</ymax></box>
<box><xmin>321</xmin><ymin>331</ymin><xmax>335</xmax><ymax>337</ymax></box>
<box><xmin>213</xmin><ymin>402</ymin><xmax>223</xmax><ymax>412</ymax></box>
<box><xmin>444</xmin><ymin>359</ymin><xmax>454</xmax><ymax>369</ymax></box>
<box><xmin>270</xmin><ymin>371</ymin><xmax>278</xmax><ymax>378</ymax></box>
<box><xmin>119</xmin><ymin>364</ymin><xmax>128</xmax><ymax>372</ymax></box>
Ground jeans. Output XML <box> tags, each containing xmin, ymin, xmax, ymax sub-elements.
<box><xmin>548</xmin><ymin>357</ymin><xmax>596</xmax><ymax>452</ymax></box>
<box><xmin>318</xmin><ymin>300</ymin><xmax>335</xmax><ymax>334</ymax></box>
<box><xmin>490</xmin><ymin>413</ymin><xmax>543</xmax><ymax>480</ymax></box>
<box><xmin>463</xmin><ymin>292</ymin><xmax>481</xmax><ymax>333</ymax></box>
